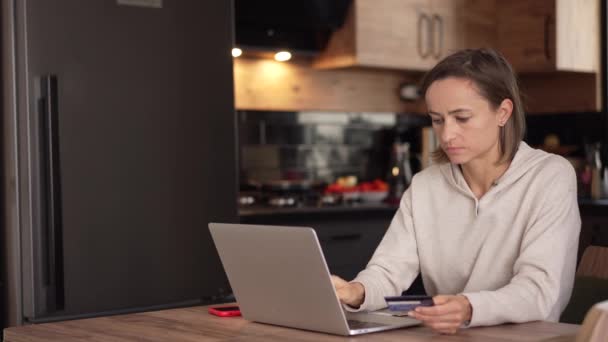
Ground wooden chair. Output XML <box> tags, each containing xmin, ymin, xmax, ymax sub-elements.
<box><xmin>560</xmin><ymin>246</ymin><xmax>608</xmax><ymax>325</ymax></box>
<box><xmin>576</xmin><ymin>300</ymin><xmax>608</xmax><ymax>342</ymax></box>
<box><xmin>576</xmin><ymin>246</ymin><xmax>608</xmax><ymax>279</ymax></box>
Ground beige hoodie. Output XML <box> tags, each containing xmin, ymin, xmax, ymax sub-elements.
<box><xmin>350</xmin><ymin>142</ymin><xmax>581</xmax><ymax>327</ymax></box>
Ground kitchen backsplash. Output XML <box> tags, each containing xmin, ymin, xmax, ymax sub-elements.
<box><xmin>238</xmin><ymin>111</ymin><xmax>428</xmax><ymax>185</ymax></box>
<box><xmin>238</xmin><ymin>110</ymin><xmax>606</xmax><ymax>188</ymax></box>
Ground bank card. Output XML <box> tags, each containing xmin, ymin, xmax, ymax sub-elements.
<box><xmin>384</xmin><ymin>295</ymin><xmax>434</xmax><ymax>312</ymax></box>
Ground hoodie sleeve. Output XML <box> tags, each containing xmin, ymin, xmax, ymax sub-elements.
<box><xmin>462</xmin><ymin>159</ymin><xmax>581</xmax><ymax>327</ymax></box>
<box><xmin>345</xmin><ymin>187</ymin><xmax>421</xmax><ymax>312</ymax></box>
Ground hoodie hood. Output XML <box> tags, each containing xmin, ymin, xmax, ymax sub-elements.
<box><xmin>438</xmin><ymin>141</ymin><xmax>553</xmax><ymax>196</ymax></box>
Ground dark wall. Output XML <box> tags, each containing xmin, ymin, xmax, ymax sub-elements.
<box><xmin>525</xmin><ymin>112</ymin><xmax>606</xmax><ymax>158</ymax></box>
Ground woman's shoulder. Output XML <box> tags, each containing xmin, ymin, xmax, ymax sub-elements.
<box><xmin>516</xmin><ymin>144</ymin><xmax>577</xmax><ymax>189</ymax></box>
<box><xmin>526</xmin><ymin>147</ymin><xmax>576</xmax><ymax>179</ymax></box>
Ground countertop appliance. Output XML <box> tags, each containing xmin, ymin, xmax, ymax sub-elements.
<box><xmin>2</xmin><ymin>0</ymin><xmax>237</xmax><ymax>325</ymax></box>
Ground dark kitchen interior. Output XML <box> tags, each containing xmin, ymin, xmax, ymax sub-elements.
<box><xmin>2</xmin><ymin>0</ymin><xmax>608</xmax><ymax>340</ymax></box>
<box><xmin>234</xmin><ymin>0</ymin><xmax>352</xmax><ymax>53</ymax></box>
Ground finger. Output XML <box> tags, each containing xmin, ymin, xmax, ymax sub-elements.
<box><xmin>410</xmin><ymin>311</ymin><xmax>461</xmax><ymax>325</ymax></box>
<box><xmin>330</xmin><ymin>275</ymin><xmax>347</xmax><ymax>288</ymax></box>
<box><xmin>416</xmin><ymin>314</ymin><xmax>461</xmax><ymax>326</ymax></box>
<box><xmin>416</xmin><ymin>296</ymin><xmax>462</xmax><ymax>315</ymax></box>
<box><xmin>432</xmin><ymin>295</ymin><xmax>451</xmax><ymax>305</ymax></box>
<box><xmin>414</xmin><ymin>308</ymin><xmax>470</xmax><ymax>326</ymax></box>
<box><xmin>416</xmin><ymin>301</ymin><xmax>460</xmax><ymax>316</ymax></box>
<box><xmin>336</xmin><ymin>288</ymin><xmax>348</xmax><ymax>302</ymax></box>
<box><xmin>337</xmin><ymin>286</ymin><xmax>358</xmax><ymax>305</ymax></box>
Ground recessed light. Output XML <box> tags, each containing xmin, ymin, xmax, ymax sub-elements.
<box><xmin>232</xmin><ymin>48</ymin><xmax>242</xmax><ymax>58</ymax></box>
<box><xmin>274</xmin><ymin>51</ymin><xmax>291</xmax><ymax>62</ymax></box>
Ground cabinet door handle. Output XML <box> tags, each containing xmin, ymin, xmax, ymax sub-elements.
<box><xmin>432</xmin><ymin>14</ymin><xmax>443</xmax><ymax>59</ymax></box>
<box><xmin>417</xmin><ymin>13</ymin><xmax>424</xmax><ymax>58</ymax></box>
<box><xmin>417</xmin><ymin>13</ymin><xmax>431</xmax><ymax>59</ymax></box>
<box><xmin>544</xmin><ymin>15</ymin><xmax>552</xmax><ymax>61</ymax></box>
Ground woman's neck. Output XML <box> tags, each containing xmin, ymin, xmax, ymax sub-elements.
<box><xmin>460</xmin><ymin>153</ymin><xmax>510</xmax><ymax>200</ymax></box>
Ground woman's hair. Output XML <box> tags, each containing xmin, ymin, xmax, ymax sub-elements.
<box><xmin>420</xmin><ymin>48</ymin><xmax>525</xmax><ymax>165</ymax></box>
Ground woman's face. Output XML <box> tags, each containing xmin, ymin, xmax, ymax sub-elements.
<box><xmin>425</xmin><ymin>77</ymin><xmax>511</xmax><ymax>166</ymax></box>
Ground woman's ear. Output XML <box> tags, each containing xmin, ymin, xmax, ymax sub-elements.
<box><xmin>497</xmin><ymin>99</ymin><xmax>514</xmax><ymax>126</ymax></box>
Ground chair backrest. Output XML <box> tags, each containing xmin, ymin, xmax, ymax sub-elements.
<box><xmin>560</xmin><ymin>246</ymin><xmax>608</xmax><ymax>324</ymax></box>
<box><xmin>576</xmin><ymin>246</ymin><xmax>608</xmax><ymax>279</ymax></box>
<box><xmin>571</xmin><ymin>246</ymin><xmax>608</xmax><ymax>340</ymax></box>
<box><xmin>576</xmin><ymin>300</ymin><xmax>608</xmax><ymax>342</ymax></box>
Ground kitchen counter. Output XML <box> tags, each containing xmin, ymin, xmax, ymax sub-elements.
<box><xmin>240</xmin><ymin>199</ymin><xmax>605</xmax><ymax>217</ymax></box>
<box><xmin>239</xmin><ymin>202</ymin><xmax>399</xmax><ymax>217</ymax></box>
<box><xmin>3</xmin><ymin>304</ymin><xmax>580</xmax><ymax>341</ymax></box>
<box><xmin>579</xmin><ymin>198</ymin><xmax>608</xmax><ymax>217</ymax></box>
<box><xmin>579</xmin><ymin>198</ymin><xmax>608</xmax><ymax>206</ymax></box>
<box><xmin>577</xmin><ymin>198</ymin><xmax>608</xmax><ymax>264</ymax></box>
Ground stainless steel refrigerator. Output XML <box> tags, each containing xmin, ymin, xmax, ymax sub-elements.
<box><xmin>2</xmin><ymin>0</ymin><xmax>238</xmax><ymax>325</ymax></box>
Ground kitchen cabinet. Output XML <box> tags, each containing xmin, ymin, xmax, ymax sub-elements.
<box><xmin>497</xmin><ymin>0</ymin><xmax>599</xmax><ymax>73</ymax></box>
<box><xmin>356</xmin><ymin>0</ymin><xmax>434</xmax><ymax>70</ymax></box>
<box><xmin>429</xmin><ymin>0</ymin><xmax>466</xmax><ymax>62</ymax></box>
<box><xmin>497</xmin><ymin>0</ymin><xmax>601</xmax><ymax>112</ymax></box>
<box><xmin>579</xmin><ymin>201</ymin><xmax>608</xmax><ymax>265</ymax></box>
<box><xmin>316</xmin><ymin>0</ymin><xmax>598</xmax><ymax>74</ymax></box>
<box><xmin>314</xmin><ymin>0</ymin><xmax>492</xmax><ymax>71</ymax></box>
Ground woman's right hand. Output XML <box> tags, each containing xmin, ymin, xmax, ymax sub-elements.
<box><xmin>330</xmin><ymin>275</ymin><xmax>366</xmax><ymax>308</ymax></box>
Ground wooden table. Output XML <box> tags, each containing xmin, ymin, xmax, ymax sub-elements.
<box><xmin>4</xmin><ymin>304</ymin><xmax>580</xmax><ymax>341</ymax></box>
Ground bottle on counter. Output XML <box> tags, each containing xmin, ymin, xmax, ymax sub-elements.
<box><xmin>590</xmin><ymin>142</ymin><xmax>607</xmax><ymax>200</ymax></box>
<box><xmin>385</xmin><ymin>141</ymin><xmax>413</xmax><ymax>204</ymax></box>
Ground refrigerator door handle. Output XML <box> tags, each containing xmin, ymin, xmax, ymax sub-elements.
<box><xmin>39</xmin><ymin>75</ymin><xmax>65</xmax><ymax>312</ymax></box>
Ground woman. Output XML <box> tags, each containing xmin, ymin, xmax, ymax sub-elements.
<box><xmin>332</xmin><ymin>48</ymin><xmax>581</xmax><ymax>334</ymax></box>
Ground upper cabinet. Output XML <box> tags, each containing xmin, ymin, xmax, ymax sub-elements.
<box><xmin>355</xmin><ymin>0</ymin><xmax>436</xmax><ymax>70</ymax></box>
<box><xmin>315</xmin><ymin>0</ymin><xmax>486</xmax><ymax>71</ymax></box>
<box><xmin>314</xmin><ymin>0</ymin><xmax>598</xmax><ymax>74</ymax></box>
<box><xmin>314</xmin><ymin>0</ymin><xmax>495</xmax><ymax>71</ymax></box>
<box><xmin>497</xmin><ymin>0</ymin><xmax>599</xmax><ymax>73</ymax></box>
<box><xmin>430</xmin><ymin>0</ymin><xmax>466</xmax><ymax>62</ymax></box>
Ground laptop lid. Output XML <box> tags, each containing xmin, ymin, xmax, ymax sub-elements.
<box><xmin>209</xmin><ymin>223</ymin><xmax>420</xmax><ymax>336</ymax></box>
<box><xmin>209</xmin><ymin>223</ymin><xmax>351</xmax><ymax>335</ymax></box>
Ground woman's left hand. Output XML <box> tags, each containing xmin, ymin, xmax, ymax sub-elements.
<box><xmin>408</xmin><ymin>295</ymin><xmax>472</xmax><ymax>334</ymax></box>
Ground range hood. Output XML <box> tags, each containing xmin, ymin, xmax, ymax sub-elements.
<box><xmin>234</xmin><ymin>0</ymin><xmax>352</xmax><ymax>54</ymax></box>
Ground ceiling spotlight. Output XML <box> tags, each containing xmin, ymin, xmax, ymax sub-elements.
<box><xmin>232</xmin><ymin>48</ymin><xmax>242</xmax><ymax>58</ymax></box>
<box><xmin>274</xmin><ymin>51</ymin><xmax>291</xmax><ymax>62</ymax></box>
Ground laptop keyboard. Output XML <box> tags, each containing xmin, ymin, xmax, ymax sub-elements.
<box><xmin>347</xmin><ymin>319</ymin><xmax>387</xmax><ymax>330</ymax></box>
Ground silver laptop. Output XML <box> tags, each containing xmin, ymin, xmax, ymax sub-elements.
<box><xmin>208</xmin><ymin>223</ymin><xmax>421</xmax><ymax>336</ymax></box>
